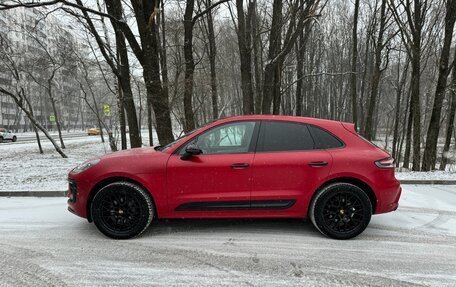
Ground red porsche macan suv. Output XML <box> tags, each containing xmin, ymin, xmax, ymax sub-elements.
<box><xmin>67</xmin><ymin>115</ymin><xmax>401</xmax><ymax>240</ymax></box>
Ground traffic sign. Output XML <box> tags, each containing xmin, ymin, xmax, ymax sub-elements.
<box><xmin>103</xmin><ymin>105</ymin><xmax>111</xmax><ymax>116</ymax></box>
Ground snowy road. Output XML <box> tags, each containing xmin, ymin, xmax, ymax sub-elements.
<box><xmin>0</xmin><ymin>185</ymin><xmax>455</xmax><ymax>286</ymax></box>
<box><xmin>0</xmin><ymin>132</ymin><xmax>89</xmax><ymax>145</ymax></box>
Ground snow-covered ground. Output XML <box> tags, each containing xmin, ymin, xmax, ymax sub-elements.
<box><xmin>0</xmin><ymin>136</ymin><xmax>110</xmax><ymax>191</ymax></box>
<box><xmin>0</xmin><ymin>131</ymin><xmax>158</xmax><ymax>191</ymax></box>
<box><xmin>0</xmin><ymin>184</ymin><xmax>455</xmax><ymax>286</ymax></box>
<box><xmin>395</xmin><ymin>170</ymin><xmax>456</xmax><ymax>180</ymax></box>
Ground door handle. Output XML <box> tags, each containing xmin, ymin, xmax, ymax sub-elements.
<box><xmin>308</xmin><ymin>161</ymin><xmax>328</xmax><ymax>167</ymax></box>
<box><xmin>231</xmin><ymin>163</ymin><xmax>250</xmax><ymax>169</ymax></box>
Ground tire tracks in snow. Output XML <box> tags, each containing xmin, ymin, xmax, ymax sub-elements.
<box><xmin>0</xmin><ymin>243</ymin><xmax>68</xmax><ymax>287</ymax></box>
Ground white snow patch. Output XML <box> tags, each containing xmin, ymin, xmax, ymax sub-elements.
<box><xmin>0</xmin><ymin>136</ymin><xmax>109</xmax><ymax>191</ymax></box>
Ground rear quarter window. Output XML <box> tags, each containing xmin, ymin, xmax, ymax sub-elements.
<box><xmin>308</xmin><ymin>125</ymin><xmax>344</xmax><ymax>149</ymax></box>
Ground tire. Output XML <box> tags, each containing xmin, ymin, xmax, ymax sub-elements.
<box><xmin>91</xmin><ymin>182</ymin><xmax>154</xmax><ymax>239</ymax></box>
<box><xmin>12</xmin><ymin>136</ymin><xmax>17</xmax><ymax>142</ymax></box>
<box><xmin>0</xmin><ymin>137</ymin><xmax>3</xmax><ymax>143</ymax></box>
<box><xmin>309</xmin><ymin>183</ymin><xmax>372</xmax><ymax>240</ymax></box>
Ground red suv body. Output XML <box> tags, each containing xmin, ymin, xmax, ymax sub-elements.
<box><xmin>68</xmin><ymin>115</ymin><xmax>401</xmax><ymax>239</ymax></box>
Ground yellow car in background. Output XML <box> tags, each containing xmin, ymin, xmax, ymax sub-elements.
<box><xmin>87</xmin><ymin>128</ymin><xmax>101</xmax><ymax>136</ymax></box>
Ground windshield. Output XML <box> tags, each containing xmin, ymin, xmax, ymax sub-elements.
<box><xmin>159</xmin><ymin>129</ymin><xmax>197</xmax><ymax>151</ymax></box>
<box><xmin>159</xmin><ymin>120</ymin><xmax>218</xmax><ymax>151</ymax></box>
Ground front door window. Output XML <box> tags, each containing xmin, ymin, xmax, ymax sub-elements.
<box><xmin>184</xmin><ymin>121</ymin><xmax>256</xmax><ymax>155</ymax></box>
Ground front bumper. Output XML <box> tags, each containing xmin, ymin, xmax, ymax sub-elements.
<box><xmin>67</xmin><ymin>176</ymin><xmax>91</xmax><ymax>219</ymax></box>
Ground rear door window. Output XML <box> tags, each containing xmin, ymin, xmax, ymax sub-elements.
<box><xmin>258</xmin><ymin>121</ymin><xmax>314</xmax><ymax>152</ymax></box>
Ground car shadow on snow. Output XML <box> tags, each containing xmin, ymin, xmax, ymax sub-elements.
<box><xmin>73</xmin><ymin>218</ymin><xmax>323</xmax><ymax>240</ymax></box>
<box><xmin>141</xmin><ymin>218</ymin><xmax>322</xmax><ymax>238</ymax></box>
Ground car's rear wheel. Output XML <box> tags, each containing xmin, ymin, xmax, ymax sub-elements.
<box><xmin>91</xmin><ymin>182</ymin><xmax>154</xmax><ymax>239</ymax></box>
<box><xmin>310</xmin><ymin>183</ymin><xmax>372</xmax><ymax>239</ymax></box>
<box><xmin>0</xmin><ymin>137</ymin><xmax>3</xmax><ymax>143</ymax></box>
<box><xmin>12</xmin><ymin>136</ymin><xmax>17</xmax><ymax>142</ymax></box>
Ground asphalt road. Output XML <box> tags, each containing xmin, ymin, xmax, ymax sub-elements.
<box><xmin>0</xmin><ymin>132</ymin><xmax>89</xmax><ymax>145</ymax></box>
<box><xmin>0</xmin><ymin>185</ymin><xmax>455</xmax><ymax>286</ymax></box>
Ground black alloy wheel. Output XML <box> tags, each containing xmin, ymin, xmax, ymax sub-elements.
<box><xmin>310</xmin><ymin>183</ymin><xmax>372</xmax><ymax>239</ymax></box>
<box><xmin>91</xmin><ymin>182</ymin><xmax>154</xmax><ymax>239</ymax></box>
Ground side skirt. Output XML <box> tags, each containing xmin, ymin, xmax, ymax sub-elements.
<box><xmin>175</xmin><ymin>200</ymin><xmax>296</xmax><ymax>211</ymax></box>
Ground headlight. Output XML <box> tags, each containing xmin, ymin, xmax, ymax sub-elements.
<box><xmin>71</xmin><ymin>159</ymin><xmax>100</xmax><ymax>174</ymax></box>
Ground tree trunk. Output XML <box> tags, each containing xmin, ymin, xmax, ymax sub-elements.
<box><xmin>147</xmin><ymin>100</ymin><xmax>153</xmax><ymax>146</ymax></box>
<box><xmin>440</xmin><ymin>48</ymin><xmax>456</xmax><ymax>170</ymax></box>
<box><xmin>105</xmin><ymin>0</ymin><xmax>142</xmax><ymax>148</ymax></box>
<box><xmin>295</xmin><ymin>29</ymin><xmax>306</xmax><ymax>116</ymax></box>
<box><xmin>410</xmin><ymin>46</ymin><xmax>422</xmax><ymax>171</ymax></box>
<box><xmin>154</xmin><ymin>0</ymin><xmax>170</xmax><ymax>146</ymax></box>
<box><xmin>251</xmin><ymin>0</ymin><xmax>262</xmax><ymax>114</ymax></box>
<box><xmin>206</xmin><ymin>0</ymin><xmax>219</xmax><ymax>119</ymax></box>
<box><xmin>236</xmin><ymin>0</ymin><xmax>254</xmax><ymax>115</ymax></box>
<box><xmin>117</xmin><ymin>80</ymin><xmax>127</xmax><ymax>150</ymax></box>
<box><xmin>48</xmin><ymin>86</ymin><xmax>65</xmax><ymax>149</ymax></box>
<box><xmin>183</xmin><ymin>0</ymin><xmax>196</xmax><ymax>131</ymax></box>
<box><xmin>350</xmin><ymin>0</ymin><xmax>360</xmax><ymax>126</ymax></box>
<box><xmin>422</xmin><ymin>0</ymin><xmax>456</xmax><ymax>171</ymax></box>
<box><xmin>403</xmin><ymin>89</ymin><xmax>413</xmax><ymax>168</ymax></box>
<box><xmin>272</xmin><ymin>63</ymin><xmax>282</xmax><ymax>115</ymax></box>
<box><xmin>131</xmin><ymin>0</ymin><xmax>174</xmax><ymax>145</ymax></box>
<box><xmin>261</xmin><ymin>0</ymin><xmax>282</xmax><ymax>114</ymax></box>
<box><xmin>364</xmin><ymin>0</ymin><xmax>387</xmax><ymax>141</ymax></box>
<box><xmin>91</xmin><ymin>89</ymin><xmax>105</xmax><ymax>144</ymax></box>
<box><xmin>392</xmin><ymin>55</ymin><xmax>409</xmax><ymax>160</ymax></box>
<box><xmin>24</xmin><ymin>93</ymin><xmax>43</xmax><ymax>154</ymax></box>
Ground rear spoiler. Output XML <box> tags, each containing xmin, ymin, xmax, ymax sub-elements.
<box><xmin>341</xmin><ymin>122</ymin><xmax>358</xmax><ymax>135</ymax></box>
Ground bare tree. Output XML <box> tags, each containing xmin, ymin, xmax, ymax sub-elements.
<box><xmin>182</xmin><ymin>0</ymin><xmax>230</xmax><ymax>131</ymax></box>
<box><xmin>422</xmin><ymin>0</ymin><xmax>456</xmax><ymax>171</ymax></box>
<box><xmin>364</xmin><ymin>0</ymin><xmax>393</xmax><ymax>140</ymax></box>
<box><xmin>0</xmin><ymin>36</ymin><xmax>67</xmax><ymax>157</ymax></box>
<box><xmin>440</xmin><ymin>46</ymin><xmax>456</xmax><ymax>170</ymax></box>
<box><xmin>261</xmin><ymin>0</ymin><xmax>319</xmax><ymax>114</ymax></box>
<box><xmin>205</xmin><ymin>0</ymin><xmax>219</xmax><ymax>120</ymax></box>
<box><xmin>390</xmin><ymin>0</ymin><xmax>430</xmax><ymax>170</ymax></box>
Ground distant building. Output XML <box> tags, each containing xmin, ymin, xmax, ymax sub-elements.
<box><xmin>0</xmin><ymin>6</ymin><xmax>98</xmax><ymax>131</ymax></box>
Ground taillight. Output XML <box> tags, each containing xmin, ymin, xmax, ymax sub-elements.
<box><xmin>375</xmin><ymin>157</ymin><xmax>394</xmax><ymax>168</ymax></box>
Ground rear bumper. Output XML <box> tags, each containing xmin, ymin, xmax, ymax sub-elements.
<box><xmin>375</xmin><ymin>182</ymin><xmax>402</xmax><ymax>214</ymax></box>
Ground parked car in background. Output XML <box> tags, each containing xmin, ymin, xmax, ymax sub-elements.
<box><xmin>0</xmin><ymin>128</ymin><xmax>17</xmax><ymax>143</ymax></box>
<box><xmin>68</xmin><ymin>115</ymin><xmax>401</xmax><ymax>240</ymax></box>
<box><xmin>87</xmin><ymin>128</ymin><xmax>101</xmax><ymax>136</ymax></box>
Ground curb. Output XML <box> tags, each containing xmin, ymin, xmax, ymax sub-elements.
<box><xmin>0</xmin><ymin>191</ymin><xmax>66</xmax><ymax>197</ymax></box>
<box><xmin>398</xmin><ymin>180</ymin><xmax>456</xmax><ymax>185</ymax></box>
<box><xmin>0</xmin><ymin>180</ymin><xmax>455</xmax><ymax>197</ymax></box>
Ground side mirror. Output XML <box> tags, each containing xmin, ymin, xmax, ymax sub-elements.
<box><xmin>181</xmin><ymin>144</ymin><xmax>202</xmax><ymax>160</ymax></box>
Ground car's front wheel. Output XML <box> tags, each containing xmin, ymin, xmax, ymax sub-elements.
<box><xmin>12</xmin><ymin>136</ymin><xmax>17</xmax><ymax>142</ymax></box>
<box><xmin>310</xmin><ymin>183</ymin><xmax>372</xmax><ymax>239</ymax></box>
<box><xmin>91</xmin><ymin>182</ymin><xmax>154</xmax><ymax>239</ymax></box>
